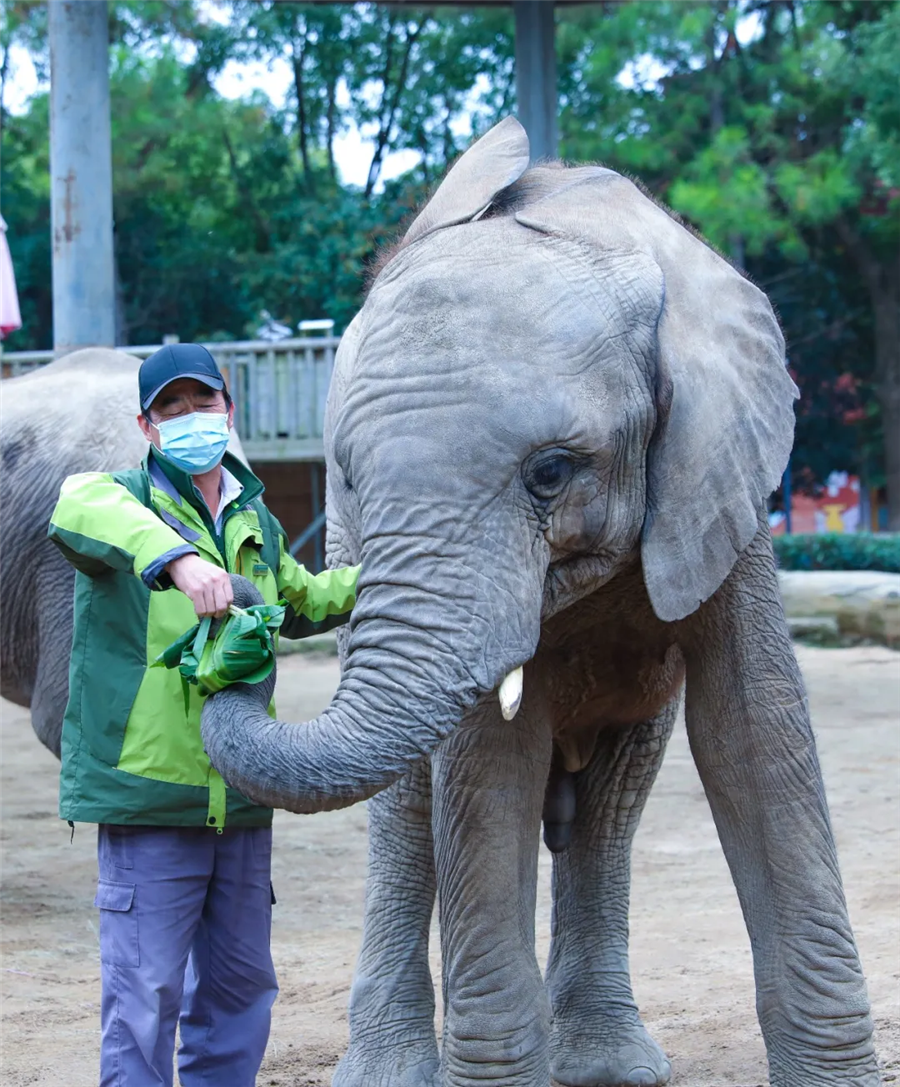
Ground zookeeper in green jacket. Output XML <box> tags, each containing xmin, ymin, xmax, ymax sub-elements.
<box><xmin>48</xmin><ymin>343</ymin><xmax>359</xmax><ymax>1087</ymax></box>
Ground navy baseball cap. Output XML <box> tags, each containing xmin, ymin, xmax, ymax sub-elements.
<box><xmin>139</xmin><ymin>343</ymin><xmax>226</xmax><ymax>410</ymax></box>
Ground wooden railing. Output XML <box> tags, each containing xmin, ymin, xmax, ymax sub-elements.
<box><xmin>1</xmin><ymin>338</ymin><xmax>340</xmax><ymax>461</ymax></box>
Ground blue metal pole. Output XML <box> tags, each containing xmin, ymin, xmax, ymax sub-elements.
<box><xmin>513</xmin><ymin>1</ymin><xmax>558</xmax><ymax>163</ymax></box>
<box><xmin>782</xmin><ymin>458</ymin><xmax>793</xmax><ymax>535</ymax></box>
<box><xmin>49</xmin><ymin>0</ymin><xmax>115</xmax><ymax>354</ymax></box>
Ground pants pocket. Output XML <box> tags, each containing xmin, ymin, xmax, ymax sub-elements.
<box><xmin>94</xmin><ymin>879</ymin><xmax>139</xmax><ymax>967</ymax></box>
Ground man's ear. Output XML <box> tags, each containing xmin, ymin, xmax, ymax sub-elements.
<box><xmin>137</xmin><ymin>413</ymin><xmax>153</xmax><ymax>442</ymax></box>
<box><xmin>227</xmin><ymin>401</ymin><xmax>235</xmax><ymax>429</ymax></box>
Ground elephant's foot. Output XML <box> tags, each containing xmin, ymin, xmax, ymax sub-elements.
<box><xmin>766</xmin><ymin>1049</ymin><xmax>882</xmax><ymax>1087</ymax></box>
<box><xmin>441</xmin><ymin>995</ymin><xmax>551</xmax><ymax>1086</ymax></box>
<box><xmin>768</xmin><ymin>1069</ymin><xmax>881</xmax><ymax>1087</ymax></box>
<box><xmin>332</xmin><ymin>1032</ymin><xmax>440</xmax><ymax>1087</ymax></box>
<box><xmin>550</xmin><ymin>1004</ymin><xmax>670</xmax><ymax>1087</ymax></box>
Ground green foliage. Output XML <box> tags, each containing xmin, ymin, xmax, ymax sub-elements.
<box><xmin>556</xmin><ymin>0</ymin><xmax>897</xmax><ymax>503</ymax></box>
<box><xmin>0</xmin><ymin>0</ymin><xmax>515</xmax><ymax>348</ymax></box>
<box><xmin>773</xmin><ymin>533</ymin><xmax>900</xmax><ymax>573</ymax></box>
<box><xmin>1</xmin><ymin>0</ymin><xmax>893</xmax><ymax>515</ymax></box>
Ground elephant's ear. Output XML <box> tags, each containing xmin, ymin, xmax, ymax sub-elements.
<box><xmin>516</xmin><ymin>172</ymin><xmax>797</xmax><ymax>622</ymax></box>
<box><xmin>403</xmin><ymin>117</ymin><xmax>530</xmax><ymax>245</ymax></box>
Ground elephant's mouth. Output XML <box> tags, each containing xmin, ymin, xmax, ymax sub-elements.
<box><xmin>542</xmin><ymin>549</ymin><xmax>638</xmax><ymax>620</ymax></box>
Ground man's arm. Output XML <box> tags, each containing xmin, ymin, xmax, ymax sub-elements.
<box><xmin>275</xmin><ymin>537</ymin><xmax>360</xmax><ymax>640</ymax></box>
<box><xmin>49</xmin><ymin>472</ymin><xmax>233</xmax><ymax>617</ymax></box>
<box><xmin>48</xmin><ymin>472</ymin><xmax>196</xmax><ymax>587</ymax></box>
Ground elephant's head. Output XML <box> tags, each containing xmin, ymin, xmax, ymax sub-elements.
<box><xmin>201</xmin><ymin>117</ymin><xmax>796</xmax><ymax>813</ymax></box>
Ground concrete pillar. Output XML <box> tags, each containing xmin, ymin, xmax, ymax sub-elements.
<box><xmin>513</xmin><ymin>1</ymin><xmax>558</xmax><ymax>162</ymax></box>
<box><xmin>49</xmin><ymin>0</ymin><xmax>115</xmax><ymax>353</ymax></box>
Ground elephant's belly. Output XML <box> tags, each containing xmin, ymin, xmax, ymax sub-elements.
<box><xmin>541</xmin><ymin>643</ymin><xmax>685</xmax><ymax>772</ymax></box>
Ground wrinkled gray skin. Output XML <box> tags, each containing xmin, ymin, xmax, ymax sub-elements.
<box><xmin>0</xmin><ymin>348</ymin><xmax>245</xmax><ymax>756</ymax></box>
<box><xmin>203</xmin><ymin>119</ymin><xmax>879</xmax><ymax>1087</ymax></box>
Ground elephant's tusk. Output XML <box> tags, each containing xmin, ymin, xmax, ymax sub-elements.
<box><xmin>499</xmin><ymin>667</ymin><xmax>524</xmax><ymax>721</ymax></box>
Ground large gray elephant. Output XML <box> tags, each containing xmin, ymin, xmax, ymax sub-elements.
<box><xmin>201</xmin><ymin>118</ymin><xmax>878</xmax><ymax>1087</ymax></box>
<box><xmin>0</xmin><ymin>348</ymin><xmax>244</xmax><ymax>756</ymax></box>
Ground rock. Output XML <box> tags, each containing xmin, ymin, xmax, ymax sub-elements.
<box><xmin>277</xmin><ymin>632</ymin><xmax>339</xmax><ymax>657</ymax></box>
<box><xmin>787</xmin><ymin>616</ymin><xmax>841</xmax><ymax>642</ymax></box>
<box><xmin>778</xmin><ymin>571</ymin><xmax>900</xmax><ymax>647</ymax></box>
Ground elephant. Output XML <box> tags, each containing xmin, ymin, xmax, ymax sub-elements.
<box><xmin>0</xmin><ymin>347</ymin><xmax>245</xmax><ymax>756</ymax></box>
<box><xmin>201</xmin><ymin>118</ymin><xmax>879</xmax><ymax>1087</ymax></box>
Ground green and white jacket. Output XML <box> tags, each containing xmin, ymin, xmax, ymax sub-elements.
<box><xmin>48</xmin><ymin>449</ymin><xmax>358</xmax><ymax>830</ymax></box>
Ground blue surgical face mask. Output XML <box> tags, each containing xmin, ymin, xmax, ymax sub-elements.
<box><xmin>152</xmin><ymin>411</ymin><xmax>230</xmax><ymax>475</ymax></box>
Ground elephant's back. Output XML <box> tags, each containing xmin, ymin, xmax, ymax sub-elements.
<box><xmin>4</xmin><ymin>346</ymin><xmax>142</xmax><ymax>430</ymax></box>
<box><xmin>0</xmin><ymin>350</ymin><xmax>149</xmax><ymax>648</ymax></box>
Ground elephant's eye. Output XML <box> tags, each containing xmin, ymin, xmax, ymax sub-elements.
<box><xmin>524</xmin><ymin>451</ymin><xmax>576</xmax><ymax>499</ymax></box>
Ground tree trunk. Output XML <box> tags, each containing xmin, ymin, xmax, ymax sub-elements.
<box><xmin>873</xmin><ymin>291</ymin><xmax>900</xmax><ymax>530</ymax></box>
<box><xmin>113</xmin><ymin>242</ymin><xmax>128</xmax><ymax>346</ymax></box>
<box><xmin>0</xmin><ymin>41</ymin><xmax>9</xmax><ymax>146</ymax></box>
<box><xmin>222</xmin><ymin>128</ymin><xmax>270</xmax><ymax>252</ymax></box>
<box><xmin>837</xmin><ymin>219</ymin><xmax>900</xmax><ymax>529</ymax></box>
<box><xmin>365</xmin><ymin>18</ymin><xmax>422</xmax><ymax>198</ymax></box>
<box><xmin>325</xmin><ymin>69</ymin><xmax>337</xmax><ymax>183</ymax></box>
<box><xmin>291</xmin><ymin>18</ymin><xmax>314</xmax><ymax>194</ymax></box>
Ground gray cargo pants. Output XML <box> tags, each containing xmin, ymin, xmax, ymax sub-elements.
<box><xmin>95</xmin><ymin>823</ymin><xmax>278</xmax><ymax>1087</ymax></box>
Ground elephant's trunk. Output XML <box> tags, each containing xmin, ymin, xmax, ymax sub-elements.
<box><xmin>201</xmin><ymin>565</ymin><xmax>527</xmax><ymax>814</ymax></box>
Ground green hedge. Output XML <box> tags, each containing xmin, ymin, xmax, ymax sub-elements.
<box><xmin>773</xmin><ymin>533</ymin><xmax>900</xmax><ymax>573</ymax></box>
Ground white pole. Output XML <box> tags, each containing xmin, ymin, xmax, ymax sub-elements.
<box><xmin>49</xmin><ymin>0</ymin><xmax>115</xmax><ymax>354</ymax></box>
<box><xmin>514</xmin><ymin>1</ymin><xmax>558</xmax><ymax>163</ymax></box>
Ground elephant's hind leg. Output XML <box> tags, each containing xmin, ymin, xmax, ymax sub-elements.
<box><xmin>546</xmin><ymin>702</ymin><xmax>678</xmax><ymax>1087</ymax></box>
<box><xmin>332</xmin><ymin>759</ymin><xmax>440</xmax><ymax>1087</ymax></box>
<box><xmin>29</xmin><ymin>557</ymin><xmax>76</xmax><ymax>758</ymax></box>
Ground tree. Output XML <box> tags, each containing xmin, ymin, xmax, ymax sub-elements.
<box><xmin>4</xmin><ymin>0</ymin><xmax>892</xmax><ymax>525</ymax></box>
<box><xmin>558</xmin><ymin>0</ymin><xmax>899</xmax><ymax>525</ymax></box>
<box><xmin>230</xmin><ymin>1</ymin><xmax>515</xmax><ymax>196</ymax></box>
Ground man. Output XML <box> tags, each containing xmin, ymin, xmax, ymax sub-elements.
<box><xmin>48</xmin><ymin>343</ymin><xmax>358</xmax><ymax>1087</ymax></box>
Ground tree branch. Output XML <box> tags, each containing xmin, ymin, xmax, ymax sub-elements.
<box><xmin>222</xmin><ymin>127</ymin><xmax>271</xmax><ymax>253</ymax></box>
<box><xmin>0</xmin><ymin>39</ymin><xmax>9</xmax><ymax>148</ymax></box>
<box><xmin>365</xmin><ymin>17</ymin><xmax>423</xmax><ymax>197</ymax></box>
<box><xmin>291</xmin><ymin>14</ymin><xmax>314</xmax><ymax>194</ymax></box>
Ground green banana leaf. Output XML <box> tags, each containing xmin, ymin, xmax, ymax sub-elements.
<box><xmin>153</xmin><ymin>602</ymin><xmax>286</xmax><ymax>697</ymax></box>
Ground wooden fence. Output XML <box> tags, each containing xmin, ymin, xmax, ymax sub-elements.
<box><xmin>1</xmin><ymin>338</ymin><xmax>339</xmax><ymax>462</ymax></box>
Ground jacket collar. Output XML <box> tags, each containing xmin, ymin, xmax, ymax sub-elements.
<box><xmin>145</xmin><ymin>447</ymin><xmax>264</xmax><ymax>517</ymax></box>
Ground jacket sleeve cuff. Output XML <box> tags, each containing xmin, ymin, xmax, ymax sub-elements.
<box><xmin>141</xmin><ymin>545</ymin><xmax>198</xmax><ymax>590</ymax></box>
<box><xmin>279</xmin><ymin>606</ymin><xmax>352</xmax><ymax>640</ymax></box>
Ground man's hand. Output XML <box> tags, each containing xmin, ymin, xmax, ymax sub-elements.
<box><xmin>167</xmin><ymin>554</ymin><xmax>233</xmax><ymax>618</ymax></box>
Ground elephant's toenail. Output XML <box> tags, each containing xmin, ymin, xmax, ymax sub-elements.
<box><xmin>629</xmin><ymin>1066</ymin><xmax>668</xmax><ymax>1086</ymax></box>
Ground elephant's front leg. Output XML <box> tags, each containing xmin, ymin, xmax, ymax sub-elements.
<box><xmin>333</xmin><ymin>759</ymin><xmax>440</xmax><ymax>1087</ymax></box>
<box><xmin>431</xmin><ymin>697</ymin><xmax>553</xmax><ymax>1086</ymax></box>
<box><xmin>684</xmin><ymin>521</ymin><xmax>879</xmax><ymax>1086</ymax></box>
<box><xmin>546</xmin><ymin>704</ymin><xmax>677</xmax><ymax>1087</ymax></box>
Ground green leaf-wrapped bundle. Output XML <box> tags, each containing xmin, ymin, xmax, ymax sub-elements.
<box><xmin>154</xmin><ymin>603</ymin><xmax>286</xmax><ymax>697</ymax></box>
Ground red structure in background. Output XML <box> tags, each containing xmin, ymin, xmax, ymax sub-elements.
<box><xmin>770</xmin><ymin>473</ymin><xmax>863</xmax><ymax>536</ymax></box>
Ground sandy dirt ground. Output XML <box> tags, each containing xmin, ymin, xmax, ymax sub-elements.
<box><xmin>2</xmin><ymin>645</ymin><xmax>898</xmax><ymax>1087</ymax></box>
